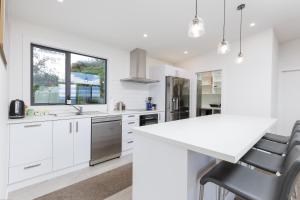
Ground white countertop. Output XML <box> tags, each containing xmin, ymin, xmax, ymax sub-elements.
<box><xmin>133</xmin><ymin>114</ymin><xmax>277</xmax><ymax>163</ymax></box>
<box><xmin>8</xmin><ymin>109</ymin><xmax>164</xmax><ymax>124</ymax></box>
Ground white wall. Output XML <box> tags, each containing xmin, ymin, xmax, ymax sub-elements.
<box><xmin>277</xmin><ymin>38</ymin><xmax>300</xmax><ymax>135</ymax></box>
<box><xmin>8</xmin><ymin>19</ymin><xmax>168</xmax><ymax>112</ymax></box>
<box><xmin>0</xmin><ymin>7</ymin><xmax>9</xmax><ymax>199</ymax></box>
<box><xmin>177</xmin><ymin>29</ymin><xmax>278</xmax><ymax>118</ymax></box>
<box><xmin>0</xmin><ymin>60</ymin><xmax>8</xmax><ymax>199</ymax></box>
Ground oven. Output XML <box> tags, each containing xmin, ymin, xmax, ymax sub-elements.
<box><xmin>139</xmin><ymin>114</ymin><xmax>159</xmax><ymax>126</ymax></box>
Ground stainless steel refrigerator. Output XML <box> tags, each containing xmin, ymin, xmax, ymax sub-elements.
<box><xmin>165</xmin><ymin>76</ymin><xmax>190</xmax><ymax>121</ymax></box>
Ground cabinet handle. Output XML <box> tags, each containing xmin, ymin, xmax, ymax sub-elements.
<box><xmin>128</xmin><ymin>122</ymin><xmax>135</xmax><ymax>125</ymax></box>
<box><xmin>69</xmin><ymin>122</ymin><xmax>72</xmax><ymax>134</ymax></box>
<box><xmin>24</xmin><ymin>163</ymin><xmax>41</xmax><ymax>170</ymax></box>
<box><xmin>76</xmin><ymin>121</ymin><xmax>78</xmax><ymax>132</ymax></box>
<box><xmin>24</xmin><ymin>124</ymin><xmax>42</xmax><ymax>128</ymax></box>
<box><xmin>128</xmin><ymin>115</ymin><xmax>135</xmax><ymax>118</ymax></box>
<box><xmin>128</xmin><ymin>131</ymin><xmax>133</xmax><ymax>134</ymax></box>
<box><xmin>128</xmin><ymin>141</ymin><xmax>134</xmax><ymax>144</ymax></box>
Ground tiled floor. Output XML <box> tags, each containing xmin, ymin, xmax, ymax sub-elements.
<box><xmin>8</xmin><ymin>155</ymin><xmax>132</xmax><ymax>200</ymax></box>
<box><xmin>104</xmin><ymin>187</ymin><xmax>132</xmax><ymax>200</ymax></box>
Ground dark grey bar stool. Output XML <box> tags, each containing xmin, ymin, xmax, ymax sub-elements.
<box><xmin>199</xmin><ymin>146</ymin><xmax>300</xmax><ymax>200</ymax></box>
<box><xmin>241</xmin><ymin>135</ymin><xmax>300</xmax><ymax>175</ymax></box>
<box><xmin>241</xmin><ymin>148</ymin><xmax>284</xmax><ymax>174</ymax></box>
<box><xmin>254</xmin><ymin>130</ymin><xmax>300</xmax><ymax>156</ymax></box>
<box><xmin>263</xmin><ymin>121</ymin><xmax>300</xmax><ymax>144</ymax></box>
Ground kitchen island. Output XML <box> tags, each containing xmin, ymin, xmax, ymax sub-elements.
<box><xmin>132</xmin><ymin>114</ymin><xmax>276</xmax><ymax>200</ymax></box>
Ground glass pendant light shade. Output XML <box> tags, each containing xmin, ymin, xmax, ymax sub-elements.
<box><xmin>236</xmin><ymin>52</ymin><xmax>244</xmax><ymax>64</ymax></box>
<box><xmin>217</xmin><ymin>40</ymin><xmax>230</xmax><ymax>54</ymax></box>
<box><xmin>188</xmin><ymin>17</ymin><xmax>205</xmax><ymax>38</ymax></box>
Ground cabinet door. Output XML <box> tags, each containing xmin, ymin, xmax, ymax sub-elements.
<box><xmin>74</xmin><ymin>118</ymin><xmax>91</xmax><ymax>165</ymax></box>
<box><xmin>9</xmin><ymin>122</ymin><xmax>52</xmax><ymax>167</ymax></box>
<box><xmin>53</xmin><ymin>120</ymin><xmax>74</xmax><ymax>171</ymax></box>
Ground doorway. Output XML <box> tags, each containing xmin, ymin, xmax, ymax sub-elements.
<box><xmin>196</xmin><ymin>70</ymin><xmax>222</xmax><ymax>117</ymax></box>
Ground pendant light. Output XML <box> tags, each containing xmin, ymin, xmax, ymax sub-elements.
<box><xmin>217</xmin><ymin>0</ymin><xmax>230</xmax><ymax>54</ymax></box>
<box><xmin>188</xmin><ymin>0</ymin><xmax>205</xmax><ymax>38</ymax></box>
<box><xmin>236</xmin><ymin>4</ymin><xmax>245</xmax><ymax>64</ymax></box>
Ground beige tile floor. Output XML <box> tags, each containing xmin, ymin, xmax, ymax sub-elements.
<box><xmin>104</xmin><ymin>187</ymin><xmax>132</xmax><ymax>200</ymax></box>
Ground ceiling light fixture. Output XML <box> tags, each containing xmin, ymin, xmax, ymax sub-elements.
<box><xmin>249</xmin><ymin>22</ymin><xmax>256</xmax><ymax>27</ymax></box>
<box><xmin>188</xmin><ymin>0</ymin><xmax>205</xmax><ymax>38</ymax></box>
<box><xmin>236</xmin><ymin>4</ymin><xmax>245</xmax><ymax>64</ymax></box>
<box><xmin>184</xmin><ymin>51</ymin><xmax>189</xmax><ymax>54</ymax></box>
<box><xmin>217</xmin><ymin>0</ymin><xmax>230</xmax><ymax>54</ymax></box>
<box><xmin>57</xmin><ymin>0</ymin><xmax>64</xmax><ymax>3</ymax></box>
<box><xmin>143</xmin><ymin>33</ymin><xmax>148</xmax><ymax>38</ymax></box>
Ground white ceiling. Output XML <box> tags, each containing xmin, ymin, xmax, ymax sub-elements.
<box><xmin>7</xmin><ymin>0</ymin><xmax>300</xmax><ymax>64</ymax></box>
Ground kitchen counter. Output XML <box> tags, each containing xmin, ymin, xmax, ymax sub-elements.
<box><xmin>7</xmin><ymin>109</ymin><xmax>164</xmax><ymax>124</ymax></box>
<box><xmin>132</xmin><ymin>114</ymin><xmax>276</xmax><ymax>200</ymax></box>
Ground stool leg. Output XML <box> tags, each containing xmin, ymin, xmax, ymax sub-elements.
<box><xmin>222</xmin><ymin>188</ymin><xmax>227</xmax><ymax>200</ymax></box>
<box><xmin>199</xmin><ymin>184</ymin><xmax>205</xmax><ymax>200</ymax></box>
<box><xmin>217</xmin><ymin>187</ymin><xmax>222</xmax><ymax>200</ymax></box>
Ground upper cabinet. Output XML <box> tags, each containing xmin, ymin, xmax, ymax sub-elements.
<box><xmin>198</xmin><ymin>71</ymin><xmax>222</xmax><ymax>95</ymax></box>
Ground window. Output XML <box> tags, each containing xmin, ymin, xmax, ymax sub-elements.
<box><xmin>31</xmin><ymin>44</ymin><xmax>107</xmax><ymax>105</ymax></box>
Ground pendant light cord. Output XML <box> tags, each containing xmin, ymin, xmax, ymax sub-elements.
<box><xmin>222</xmin><ymin>0</ymin><xmax>226</xmax><ymax>41</ymax></box>
<box><xmin>239</xmin><ymin>7</ymin><xmax>243</xmax><ymax>53</ymax></box>
<box><xmin>195</xmin><ymin>0</ymin><xmax>198</xmax><ymax>17</ymax></box>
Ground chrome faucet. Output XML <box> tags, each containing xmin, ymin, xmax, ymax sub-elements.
<box><xmin>71</xmin><ymin>105</ymin><xmax>83</xmax><ymax>115</ymax></box>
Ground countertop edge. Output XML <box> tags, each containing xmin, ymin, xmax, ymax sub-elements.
<box><xmin>7</xmin><ymin>110</ymin><xmax>165</xmax><ymax>124</ymax></box>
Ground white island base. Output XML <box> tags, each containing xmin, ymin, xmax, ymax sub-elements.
<box><xmin>133</xmin><ymin>134</ymin><xmax>234</xmax><ymax>200</ymax></box>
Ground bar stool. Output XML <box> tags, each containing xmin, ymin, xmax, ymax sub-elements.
<box><xmin>241</xmin><ymin>135</ymin><xmax>300</xmax><ymax>175</ymax></box>
<box><xmin>254</xmin><ymin>130</ymin><xmax>300</xmax><ymax>156</ymax></box>
<box><xmin>199</xmin><ymin>146</ymin><xmax>300</xmax><ymax>200</ymax></box>
<box><xmin>262</xmin><ymin>121</ymin><xmax>300</xmax><ymax>144</ymax></box>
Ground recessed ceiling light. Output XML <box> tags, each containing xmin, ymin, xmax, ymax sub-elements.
<box><xmin>249</xmin><ymin>22</ymin><xmax>256</xmax><ymax>27</ymax></box>
<box><xmin>57</xmin><ymin>0</ymin><xmax>64</xmax><ymax>3</ymax></box>
<box><xmin>184</xmin><ymin>51</ymin><xmax>189</xmax><ymax>55</ymax></box>
<box><xmin>143</xmin><ymin>34</ymin><xmax>148</xmax><ymax>38</ymax></box>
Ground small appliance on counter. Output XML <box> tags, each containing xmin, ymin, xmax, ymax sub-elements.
<box><xmin>114</xmin><ymin>101</ymin><xmax>126</xmax><ymax>111</ymax></box>
<box><xmin>146</xmin><ymin>97</ymin><xmax>153</xmax><ymax>111</ymax></box>
<box><xmin>9</xmin><ymin>99</ymin><xmax>25</xmax><ymax>119</ymax></box>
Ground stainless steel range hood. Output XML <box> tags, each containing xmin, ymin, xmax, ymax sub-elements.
<box><xmin>120</xmin><ymin>48</ymin><xmax>159</xmax><ymax>84</ymax></box>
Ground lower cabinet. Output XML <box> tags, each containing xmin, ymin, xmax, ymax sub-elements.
<box><xmin>74</xmin><ymin>118</ymin><xmax>91</xmax><ymax>165</ymax></box>
<box><xmin>53</xmin><ymin>120</ymin><xmax>74</xmax><ymax>171</ymax></box>
<box><xmin>8</xmin><ymin>121</ymin><xmax>52</xmax><ymax>184</ymax></box>
<box><xmin>9</xmin><ymin>159</ymin><xmax>52</xmax><ymax>184</ymax></box>
<box><xmin>53</xmin><ymin>118</ymin><xmax>91</xmax><ymax>171</ymax></box>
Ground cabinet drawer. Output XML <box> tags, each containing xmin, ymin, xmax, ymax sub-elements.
<box><xmin>122</xmin><ymin>120</ymin><xmax>139</xmax><ymax>128</ymax></box>
<box><xmin>122</xmin><ymin>127</ymin><xmax>134</xmax><ymax>140</ymax></box>
<box><xmin>9</xmin><ymin>122</ymin><xmax>52</xmax><ymax>167</ymax></box>
<box><xmin>9</xmin><ymin>159</ymin><xmax>52</xmax><ymax>184</ymax></box>
<box><xmin>122</xmin><ymin>138</ymin><xmax>134</xmax><ymax>151</ymax></box>
<box><xmin>122</xmin><ymin>114</ymin><xmax>138</xmax><ymax>121</ymax></box>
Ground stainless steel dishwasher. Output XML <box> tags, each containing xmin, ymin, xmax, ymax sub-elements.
<box><xmin>90</xmin><ymin>115</ymin><xmax>122</xmax><ymax>166</ymax></box>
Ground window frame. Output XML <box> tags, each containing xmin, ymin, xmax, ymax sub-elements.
<box><xmin>30</xmin><ymin>43</ymin><xmax>108</xmax><ymax>106</ymax></box>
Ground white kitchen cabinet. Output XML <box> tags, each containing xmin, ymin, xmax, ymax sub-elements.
<box><xmin>9</xmin><ymin>122</ymin><xmax>52</xmax><ymax>167</ymax></box>
<box><xmin>122</xmin><ymin>114</ymin><xmax>139</xmax><ymax>151</ymax></box>
<box><xmin>53</xmin><ymin>120</ymin><xmax>74</xmax><ymax>171</ymax></box>
<box><xmin>74</xmin><ymin>118</ymin><xmax>91</xmax><ymax>165</ymax></box>
<box><xmin>53</xmin><ymin>118</ymin><xmax>91</xmax><ymax>171</ymax></box>
<box><xmin>9</xmin><ymin>159</ymin><xmax>52</xmax><ymax>184</ymax></box>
